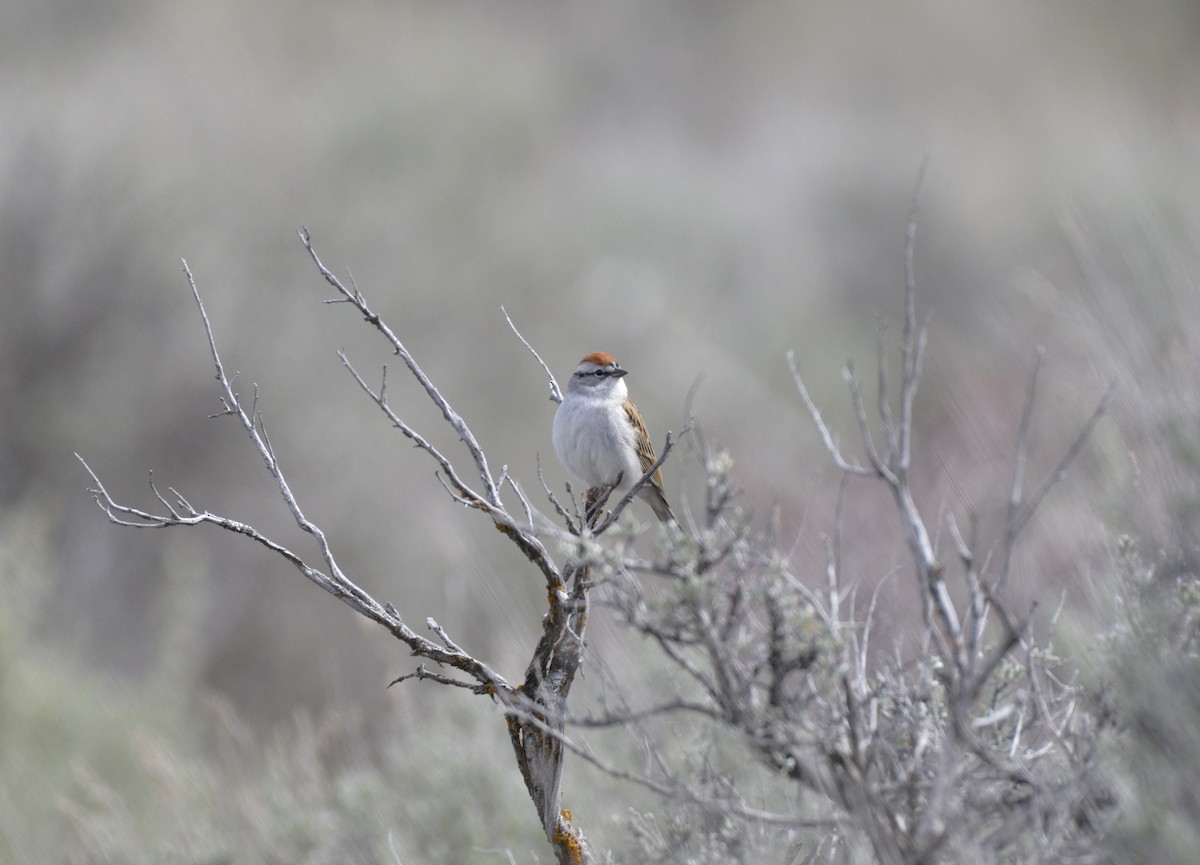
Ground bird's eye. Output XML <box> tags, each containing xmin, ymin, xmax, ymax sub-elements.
<box><xmin>592</xmin><ymin>370</ymin><xmax>606</xmax><ymax>377</ymax></box>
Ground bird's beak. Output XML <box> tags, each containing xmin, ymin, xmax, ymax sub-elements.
<box><xmin>612</xmin><ymin>366</ymin><xmax>629</xmax><ymax>378</ymax></box>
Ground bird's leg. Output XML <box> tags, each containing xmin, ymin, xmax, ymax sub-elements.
<box><xmin>583</xmin><ymin>487</ymin><xmax>607</xmax><ymax>527</ymax></box>
<box><xmin>584</xmin><ymin>472</ymin><xmax>624</xmax><ymax>527</ymax></box>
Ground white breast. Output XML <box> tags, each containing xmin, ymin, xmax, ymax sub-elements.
<box><xmin>553</xmin><ymin>392</ymin><xmax>642</xmax><ymax>491</ymax></box>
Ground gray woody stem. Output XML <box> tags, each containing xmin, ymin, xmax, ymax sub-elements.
<box><xmin>80</xmin><ymin>241</ymin><xmax>604</xmax><ymax>865</ymax></box>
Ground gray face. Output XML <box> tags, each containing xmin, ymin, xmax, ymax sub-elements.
<box><xmin>568</xmin><ymin>360</ymin><xmax>628</xmax><ymax>395</ymax></box>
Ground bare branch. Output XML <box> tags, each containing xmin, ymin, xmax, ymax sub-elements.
<box><xmin>898</xmin><ymin>315</ymin><xmax>929</xmax><ymax>476</ymax></box>
<box><xmin>389</xmin><ymin>664</ymin><xmax>493</xmax><ymax>694</ymax></box>
<box><xmin>336</xmin><ymin>350</ymin><xmax>565</xmax><ymax>588</ymax></box>
<box><xmin>504</xmin><ymin>474</ymin><xmax>537</xmax><ymax>534</ymax></box>
<box><xmin>81</xmin><ymin>262</ymin><xmax>522</xmax><ymax>703</ymax></box>
<box><xmin>995</xmin><ymin>366</ymin><xmax>1110</xmax><ymax>595</ymax></box>
<box><xmin>148</xmin><ymin>470</ymin><xmax>181</xmax><ymax>519</ymax></box>
<box><xmin>177</xmin><ymin>260</ymin><xmax>391</xmax><ymax>619</ymax></box>
<box><xmin>787</xmin><ymin>351</ymin><xmax>874</xmax><ymax>478</ymax></box>
<box><xmin>338</xmin><ymin>352</ymin><xmax>486</xmax><ymax>507</ymax></box>
<box><xmin>876</xmin><ymin>318</ymin><xmax>897</xmax><ymax>464</ymax></box>
<box><xmin>538</xmin><ymin>456</ymin><xmax>580</xmax><ymax>535</ymax></box>
<box><xmin>590</xmin><ymin>427</ymin><xmax>687</xmax><ymax>535</ymax></box>
<box><xmin>945</xmin><ymin>508</ymin><xmax>974</xmax><ymax>571</ymax></box>
<box><xmin>902</xmin><ymin>161</ymin><xmax>928</xmax><ymax>384</ymax></box>
<box><xmin>502</xmin><ymin>305</ymin><xmax>562</xmax><ymax>404</ymax></box>
<box><xmin>845</xmin><ymin>361</ymin><xmax>894</xmax><ymax>481</ymax></box>
<box><xmin>967</xmin><ymin>594</ymin><xmax>1034</xmax><ymax>703</ymax></box>
<box><xmin>82</xmin><ymin>452</ymin><xmax>514</xmax><ymax>694</ymax></box>
<box><xmin>300</xmin><ymin>229</ymin><xmax>502</xmax><ymax>505</ymax></box>
<box><xmin>995</xmin><ymin>349</ymin><xmax>1044</xmax><ymax>593</ymax></box>
<box><xmin>565</xmin><ymin>699</ymin><xmax>720</xmax><ymax>727</ymax></box>
<box><xmin>427</xmin><ymin>617</ymin><xmax>468</xmax><ymax>654</ymax></box>
<box><xmin>1011</xmin><ymin>385</ymin><xmax>1110</xmax><ymax>540</ymax></box>
<box><xmin>899</xmin><ymin>160</ymin><xmax>929</xmax><ymax>472</ymax></box>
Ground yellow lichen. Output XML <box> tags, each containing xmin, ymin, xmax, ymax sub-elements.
<box><xmin>551</xmin><ymin>809</ymin><xmax>585</xmax><ymax>865</ymax></box>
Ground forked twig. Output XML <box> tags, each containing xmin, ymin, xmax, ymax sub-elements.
<box><xmin>301</xmin><ymin>228</ymin><xmax>502</xmax><ymax>506</ymax></box>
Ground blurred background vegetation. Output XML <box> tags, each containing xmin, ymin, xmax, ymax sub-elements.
<box><xmin>2</xmin><ymin>0</ymin><xmax>1198</xmax><ymax>861</ymax></box>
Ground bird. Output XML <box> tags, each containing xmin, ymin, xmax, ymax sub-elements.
<box><xmin>552</xmin><ymin>351</ymin><xmax>675</xmax><ymax>524</ymax></box>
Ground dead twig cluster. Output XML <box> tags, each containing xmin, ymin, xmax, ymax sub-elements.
<box><xmin>79</xmin><ymin>232</ymin><xmax>678</xmax><ymax>865</ymax></box>
<box><xmin>584</xmin><ymin>174</ymin><xmax>1114</xmax><ymax>863</ymax></box>
<box><xmin>79</xmin><ymin>192</ymin><xmax>1115</xmax><ymax>863</ymax></box>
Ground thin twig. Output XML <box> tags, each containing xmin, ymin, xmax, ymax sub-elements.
<box><xmin>427</xmin><ymin>617</ymin><xmax>467</xmax><ymax>654</ymax></box>
<box><xmin>788</xmin><ymin>351</ymin><xmax>874</xmax><ymax>478</ymax></box>
<box><xmin>501</xmin><ymin>305</ymin><xmax>562</xmax><ymax>404</ymax></box>
<box><xmin>1011</xmin><ymin>386</ymin><xmax>1110</xmax><ymax>540</ymax></box>
<box><xmin>301</xmin><ymin>229</ymin><xmax>501</xmax><ymax>505</ymax></box>
<box><xmin>899</xmin><ymin>159</ymin><xmax>929</xmax><ymax>466</ymax></box>
<box><xmin>389</xmin><ymin>664</ymin><xmax>493</xmax><ymax>694</ymax></box>
<box><xmin>180</xmin><ymin>260</ymin><xmax>385</xmax><ymax>617</ymax></box>
<box><xmin>996</xmin><ymin>349</ymin><xmax>1044</xmax><ymax>594</ymax></box>
<box><xmin>339</xmin><ymin>351</ymin><xmax>484</xmax><ymax>506</ymax></box>
<box><xmin>846</xmin><ymin>362</ymin><xmax>892</xmax><ymax>480</ymax></box>
<box><xmin>537</xmin><ymin>456</ymin><xmax>579</xmax><ymax>534</ymax></box>
<box><xmin>876</xmin><ymin>318</ymin><xmax>897</xmax><ymax>464</ymax></box>
<box><xmin>590</xmin><ymin>427</ymin><xmax>688</xmax><ymax>535</ymax></box>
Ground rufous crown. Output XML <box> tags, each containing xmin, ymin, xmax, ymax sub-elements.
<box><xmin>579</xmin><ymin>351</ymin><xmax>618</xmax><ymax>366</ymax></box>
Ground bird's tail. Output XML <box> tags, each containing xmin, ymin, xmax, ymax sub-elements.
<box><xmin>645</xmin><ymin>487</ymin><xmax>676</xmax><ymax>524</ymax></box>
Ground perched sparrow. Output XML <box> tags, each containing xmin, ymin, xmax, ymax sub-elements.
<box><xmin>552</xmin><ymin>352</ymin><xmax>675</xmax><ymax>523</ymax></box>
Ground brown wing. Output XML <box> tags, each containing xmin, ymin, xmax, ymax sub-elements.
<box><xmin>623</xmin><ymin>397</ymin><xmax>676</xmax><ymax>523</ymax></box>
<box><xmin>623</xmin><ymin>397</ymin><xmax>666</xmax><ymax>491</ymax></box>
